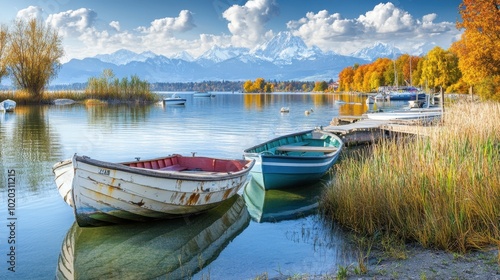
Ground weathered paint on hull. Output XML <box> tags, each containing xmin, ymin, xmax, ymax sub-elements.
<box><xmin>56</xmin><ymin>195</ymin><xmax>250</xmax><ymax>279</ymax></box>
<box><xmin>53</xmin><ymin>154</ymin><xmax>254</xmax><ymax>227</ymax></box>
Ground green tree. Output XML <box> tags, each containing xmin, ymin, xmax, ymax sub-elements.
<box><xmin>6</xmin><ymin>19</ymin><xmax>64</xmax><ymax>100</ymax></box>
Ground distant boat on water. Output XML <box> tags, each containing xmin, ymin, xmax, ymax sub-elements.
<box><xmin>193</xmin><ymin>91</ymin><xmax>214</xmax><ymax>97</ymax></box>
<box><xmin>163</xmin><ymin>93</ymin><xmax>186</xmax><ymax>105</ymax></box>
<box><xmin>387</xmin><ymin>86</ymin><xmax>426</xmax><ymax>101</ymax></box>
<box><xmin>0</xmin><ymin>99</ymin><xmax>16</xmax><ymax>112</ymax></box>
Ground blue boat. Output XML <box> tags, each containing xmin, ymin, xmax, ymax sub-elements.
<box><xmin>243</xmin><ymin>128</ymin><xmax>343</xmax><ymax>190</ymax></box>
<box><xmin>388</xmin><ymin>86</ymin><xmax>426</xmax><ymax>101</ymax></box>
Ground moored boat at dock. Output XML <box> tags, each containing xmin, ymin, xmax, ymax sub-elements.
<box><xmin>243</xmin><ymin>128</ymin><xmax>343</xmax><ymax>190</ymax></box>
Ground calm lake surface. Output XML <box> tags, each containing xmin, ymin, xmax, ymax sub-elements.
<box><xmin>0</xmin><ymin>92</ymin><xmax>407</xmax><ymax>279</ymax></box>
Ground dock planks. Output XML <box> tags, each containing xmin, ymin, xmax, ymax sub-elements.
<box><xmin>324</xmin><ymin>116</ymin><xmax>438</xmax><ymax>145</ymax></box>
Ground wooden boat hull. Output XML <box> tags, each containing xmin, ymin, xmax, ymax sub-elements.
<box><xmin>163</xmin><ymin>98</ymin><xmax>186</xmax><ymax>105</ymax></box>
<box><xmin>193</xmin><ymin>92</ymin><xmax>214</xmax><ymax>97</ymax></box>
<box><xmin>56</xmin><ymin>195</ymin><xmax>250</xmax><ymax>279</ymax></box>
<box><xmin>365</xmin><ymin>108</ymin><xmax>442</xmax><ymax>120</ymax></box>
<box><xmin>243</xmin><ymin>129</ymin><xmax>343</xmax><ymax>190</ymax></box>
<box><xmin>53</xmin><ymin>154</ymin><xmax>254</xmax><ymax>227</ymax></box>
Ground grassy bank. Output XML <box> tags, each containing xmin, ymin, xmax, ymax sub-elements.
<box><xmin>0</xmin><ymin>89</ymin><xmax>160</xmax><ymax>104</ymax></box>
<box><xmin>321</xmin><ymin>101</ymin><xmax>500</xmax><ymax>254</ymax></box>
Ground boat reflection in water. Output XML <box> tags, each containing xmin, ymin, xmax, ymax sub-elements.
<box><xmin>243</xmin><ymin>177</ymin><xmax>325</xmax><ymax>223</ymax></box>
<box><xmin>56</xmin><ymin>195</ymin><xmax>249</xmax><ymax>280</ymax></box>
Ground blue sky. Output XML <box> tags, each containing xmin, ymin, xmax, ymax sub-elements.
<box><xmin>0</xmin><ymin>0</ymin><xmax>463</xmax><ymax>62</ymax></box>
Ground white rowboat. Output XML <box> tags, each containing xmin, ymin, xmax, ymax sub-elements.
<box><xmin>53</xmin><ymin>154</ymin><xmax>254</xmax><ymax>227</ymax></box>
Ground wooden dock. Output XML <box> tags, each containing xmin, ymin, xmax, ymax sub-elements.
<box><xmin>324</xmin><ymin>116</ymin><xmax>439</xmax><ymax>145</ymax></box>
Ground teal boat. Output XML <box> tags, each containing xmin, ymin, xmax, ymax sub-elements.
<box><xmin>243</xmin><ymin>128</ymin><xmax>343</xmax><ymax>190</ymax></box>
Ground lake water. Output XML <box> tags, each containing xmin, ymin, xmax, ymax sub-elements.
<box><xmin>0</xmin><ymin>92</ymin><xmax>406</xmax><ymax>279</ymax></box>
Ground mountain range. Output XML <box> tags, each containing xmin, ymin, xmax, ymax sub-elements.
<box><xmin>52</xmin><ymin>32</ymin><xmax>407</xmax><ymax>85</ymax></box>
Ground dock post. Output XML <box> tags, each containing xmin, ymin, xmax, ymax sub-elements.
<box><xmin>440</xmin><ymin>86</ymin><xmax>445</xmax><ymax>124</ymax></box>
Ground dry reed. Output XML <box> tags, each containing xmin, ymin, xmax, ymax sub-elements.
<box><xmin>321</xmin><ymin>101</ymin><xmax>500</xmax><ymax>253</ymax></box>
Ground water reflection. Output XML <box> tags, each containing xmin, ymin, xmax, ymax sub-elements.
<box><xmin>243</xmin><ymin>177</ymin><xmax>326</xmax><ymax>223</ymax></box>
<box><xmin>86</xmin><ymin>104</ymin><xmax>151</xmax><ymax>124</ymax></box>
<box><xmin>56</xmin><ymin>195</ymin><xmax>249</xmax><ymax>280</ymax></box>
<box><xmin>0</xmin><ymin>105</ymin><xmax>62</xmax><ymax>193</ymax></box>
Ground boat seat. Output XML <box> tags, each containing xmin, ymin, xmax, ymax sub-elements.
<box><xmin>276</xmin><ymin>145</ymin><xmax>338</xmax><ymax>153</ymax></box>
<box><xmin>159</xmin><ymin>165</ymin><xmax>188</xmax><ymax>171</ymax></box>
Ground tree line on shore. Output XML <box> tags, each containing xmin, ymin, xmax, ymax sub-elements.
<box><xmin>337</xmin><ymin>0</ymin><xmax>499</xmax><ymax>100</ymax></box>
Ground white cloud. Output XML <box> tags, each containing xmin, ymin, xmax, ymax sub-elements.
<box><xmin>46</xmin><ymin>8</ymin><xmax>97</xmax><ymax>36</ymax></box>
<box><xmin>137</xmin><ymin>10</ymin><xmax>195</xmax><ymax>35</ymax></box>
<box><xmin>287</xmin><ymin>10</ymin><xmax>358</xmax><ymax>48</ymax></box>
<box><xmin>287</xmin><ymin>2</ymin><xmax>461</xmax><ymax>56</ymax></box>
<box><xmin>358</xmin><ymin>2</ymin><xmax>414</xmax><ymax>33</ymax></box>
<box><xmin>20</xmin><ymin>2</ymin><xmax>461</xmax><ymax>63</ymax></box>
<box><xmin>16</xmin><ymin>6</ymin><xmax>44</xmax><ymax>20</ymax></box>
<box><xmin>222</xmin><ymin>0</ymin><xmax>279</xmax><ymax>48</ymax></box>
<box><xmin>109</xmin><ymin>21</ymin><xmax>120</xmax><ymax>32</ymax></box>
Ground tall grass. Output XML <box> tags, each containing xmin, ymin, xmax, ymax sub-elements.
<box><xmin>85</xmin><ymin>74</ymin><xmax>158</xmax><ymax>102</ymax></box>
<box><xmin>321</xmin><ymin>101</ymin><xmax>500</xmax><ymax>253</ymax></box>
<box><xmin>1</xmin><ymin>90</ymin><xmax>90</xmax><ymax>104</ymax></box>
<box><xmin>1</xmin><ymin>87</ymin><xmax>158</xmax><ymax>104</ymax></box>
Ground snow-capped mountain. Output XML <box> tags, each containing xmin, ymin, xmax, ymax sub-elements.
<box><xmin>94</xmin><ymin>49</ymin><xmax>157</xmax><ymax>65</ymax></box>
<box><xmin>195</xmin><ymin>45</ymin><xmax>249</xmax><ymax>66</ymax></box>
<box><xmin>172</xmin><ymin>51</ymin><xmax>195</xmax><ymax>62</ymax></box>
<box><xmin>52</xmin><ymin>33</ymin><xmax>374</xmax><ymax>84</ymax></box>
<box><xmin>252</xmin><ymin>31</ymin><xmax>318</xmax><ymax>64</ymax></box>
<box><xmin>350</xmin><ymin>42</ymin><xmax>403</xmax><ymax>61</ymax></box>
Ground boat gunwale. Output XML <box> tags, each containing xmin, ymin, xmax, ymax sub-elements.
<box><xmin>74</xmin><ymin>154</ymin><xmax>255</xmax><ymax>181</ymax></box>
<box><xmin>243</xmin><ymin>129</ymin><xmax>343</xmax><ymax>158</ymax></box>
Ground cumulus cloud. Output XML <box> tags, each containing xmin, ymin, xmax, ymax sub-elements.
<box><xmin>287</xmin><ymin>1</ymin><xmax>461</xmax><ymax>55</ymax></box>
<box><xmin>138</xmin><ymin>10</ymin><xmax>195</xmax><ymax>34</ymax></box>
<box><xmin>358</xmin><ymin>2</ymin><xmax>414</xmax><ymax>33</ymax></box>
<box><xmin>222</xmin><ymin>0</ymin><xmax>279</xmax><ymax>48</ymax></box>
<box><xmin>287</xmin><ymin>10</ymin><xmax>358</xmax><ymax>48</ymax></box>
<box><xmin>109</xmin><ymin>21</ymin><xmax>120</xmax><ymax>32</ymax></box>
<box><xmin>46</xmin><ymin>8</ymin><xmax>97</xmax><ymax>36</ymax></box>
<box><xmin>16</xmin><ymin>6</ymin><xmax>44</xmax><ymax>20</ymax></box>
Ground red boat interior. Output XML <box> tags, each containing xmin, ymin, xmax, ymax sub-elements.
<box><xmin>125</xmin><ymin>155</ymin><xmax>247</xmax><ymax>172</ymax></box>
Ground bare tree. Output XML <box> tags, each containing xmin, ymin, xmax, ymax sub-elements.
<box><xmin>6</xmin><ymin>19</ymin><xmax>63</xmax><ymax>100</ymax></box>
<box><xmin>0</xmin><ymin>24</ymin><xmax>8</xmax><ymax>83</ymax></box>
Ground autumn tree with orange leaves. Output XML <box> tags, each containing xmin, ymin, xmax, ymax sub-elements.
<box><xmin>451</xmin><ymin>0</ymin><xmax>500</xmax><ymax>100</ymax></box>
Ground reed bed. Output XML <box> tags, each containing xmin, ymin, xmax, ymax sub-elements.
<box><xmin>321</xmin><ymin>101</ymin><xmax>500</xmax><ymax>253</ymax></box>
<box><xmin>85</xmin><ymin>75</ymin><xmax>158</xmax><ymax>102</ymax></box>
<box><xmin>1</xmin><ymin>88</ymin><xmax>158</xmax><ymax>104</ymax></box>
